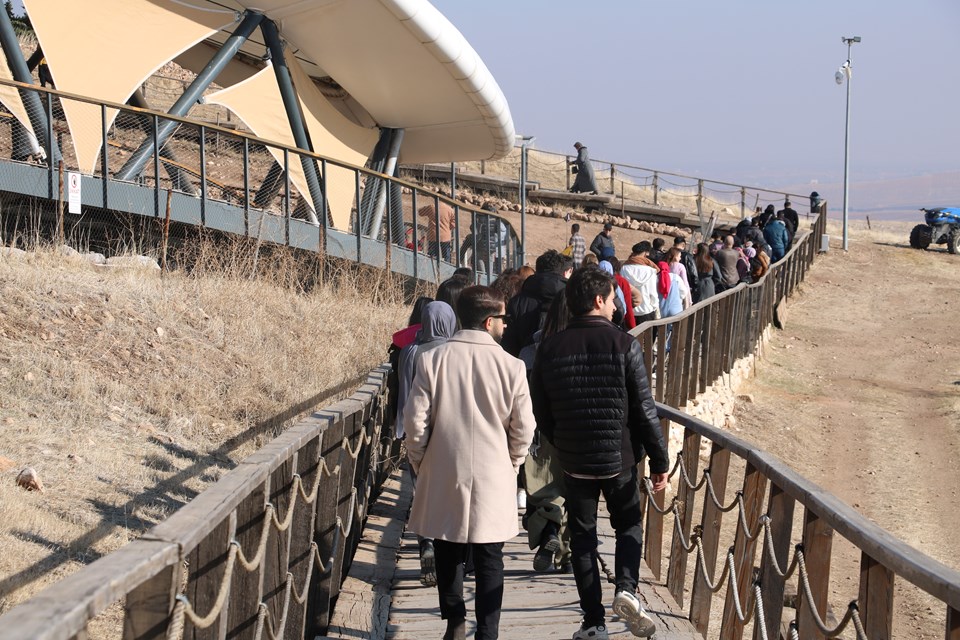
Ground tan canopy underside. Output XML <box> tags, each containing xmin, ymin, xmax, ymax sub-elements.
<box><xmin>22</xmin><ymin>0</ymin><xmax>232</xmax><ymax>174</ymax></box>
<box><xmin>205</xmin><ymin>51</ymin><xmax>376</xmax><ymax>230</ymax></box>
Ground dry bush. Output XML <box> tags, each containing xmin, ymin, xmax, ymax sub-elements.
<box><xmin>0</xmin><ymin>238</ymin><xmax>411</xmax><ymax>612</ymax></box>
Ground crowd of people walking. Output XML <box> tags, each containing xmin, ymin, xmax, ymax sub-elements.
<box><xmin>387</xmin><ymin>194</ymin><xmax>802</xmax><ymax>639</ymax></box>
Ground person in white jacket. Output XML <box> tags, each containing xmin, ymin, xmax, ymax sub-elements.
<box><xmin>619</xmin><ymin>241</ymin><xmax>660</xmax><ymax>323</ymax></box>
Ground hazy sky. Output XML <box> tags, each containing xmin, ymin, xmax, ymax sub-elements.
<box><xmin>10</xmin><ymin>0</ymin><xmax>958</xmax><ymax>199</ymax></box>
<box><xmin>432</xmin><ymin>0</ymin><xmax>960</xmax><ymax>192</ymax></box>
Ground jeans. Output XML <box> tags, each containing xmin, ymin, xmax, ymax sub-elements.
<box><xmin>433</xmin><ymin>540</ymin><xmax>504</xmax><ymax>640</ymax></box>
<box><xmin>564</xmin><ymin>467</ymin><xmax>644</xmax><ymax>627</ymax></box>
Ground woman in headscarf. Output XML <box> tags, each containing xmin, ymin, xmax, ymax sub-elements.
<box><xmin>396</xmin><ymin>301</ymin><xmax>458</xmax><ymax>439</ymax></box>
<box><xmin>395</xmin><ymin>300</ymin><xmax>458</xmax><ymax>589</ymax></box>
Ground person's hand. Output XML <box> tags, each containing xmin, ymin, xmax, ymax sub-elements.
<box><xmin>649</xmin><ymin>472</ymin><xmax>668</xmax><ymax>493</ymax></box>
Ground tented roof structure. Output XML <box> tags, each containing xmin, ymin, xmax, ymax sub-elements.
<box><xmin>11</xmin><ymin>0</ymin><xmax>515</xmax><ymax>229</ymax></box>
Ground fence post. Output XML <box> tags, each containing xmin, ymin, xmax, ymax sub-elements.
<box><xmin>754</xmin><ymin>483</ymin><xmax>796</xmax><ymax>640</ymax></box>
<box><xmin>857</xmin><ymin>552</ymin><xmax>894</xmax><ymax>640</ymax></box>
<box><xmin>609</xmin><ymin>164</ymin><xmax>615</xmax><ymax>194</ymax></box>
<box><xmin>741</xmin><ymin>187</ymin><xmax>746</xmax><ymax>219</ymax></box>
<box><xmin>565</xmin><ymin>155</ymin><xmax>572</xmax><ymax>191</ymax></box>
<box><xmin>652</xmin><ymin>172</ymin><xmax>659</xmax><ymax>206</ymax></box>
<box><xmin>667</xmin><ymin>427</ymin><xmax>701</xmax><ymax>607</ymax></box>
<box><xmin>720</xmin><ymin>462</ymin><xmax>768</xmax><ymax>640</ymax></box>
<box><xmin>689</xmin><ymin>444</ymin><xmax>731</xmax><ymax>636</ymax></box>
<box><xmin>797</xmin><ymin>509</ymin><xmax>834</xmax><ymax>640</ymax></box>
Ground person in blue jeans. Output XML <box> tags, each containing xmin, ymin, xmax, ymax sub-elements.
<box><xmin>530</xmin><ymin>268</ymin><xmax>669</xmax><ymax>639</ymax></box>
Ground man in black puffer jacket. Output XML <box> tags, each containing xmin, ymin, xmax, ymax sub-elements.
<box><xmin>530</xmin><ymin>268</ymin><xmax>669</xmax><ymax>640</ymax></box>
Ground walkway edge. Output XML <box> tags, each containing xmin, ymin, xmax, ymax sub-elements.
<box><xmin>318</xmin><ymin>467</ymin><xmax>413</xmax><ymax>640</ymax></box>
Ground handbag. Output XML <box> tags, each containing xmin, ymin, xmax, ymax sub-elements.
<box><xmin>561</xmin><ymin>245</ymin><xmax>573</xmax><ymax>257</ymax></box>
<box><xmin>571</xmin><ymin>165</ymin><xmax>579</xmax><ymax>174</ymax></box>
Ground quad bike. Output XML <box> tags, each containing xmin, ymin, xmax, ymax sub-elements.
<box><xmin>909</xmin><ymin>207</ymin><xmax>960</xmax><ymax>254</ymax></box>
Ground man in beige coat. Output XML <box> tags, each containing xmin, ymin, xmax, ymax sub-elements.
<box><xmin>404</xmin><ymin>285</ymin><xmax>536</xmax><ymax>640</ymax></box>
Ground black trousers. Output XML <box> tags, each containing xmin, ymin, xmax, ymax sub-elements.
<box><xmin>564</xmin><ymin>467</ymin><xmax>644</xmax><ymax>627</ymax></box>
<box><xmin>433</xmin><ymin>539</ymin><xmax>504</xmax><ymax>640</ymax></box>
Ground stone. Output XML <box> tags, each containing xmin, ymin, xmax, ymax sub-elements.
<box><xmin>104</xmin><ymin>255</ymin><xmax>161</xmax><ymax>270</ymax></box>
<box><xmin>0</xmin><ymin>247</ymin><xmax>27</xmax><ymax>260</ymax></box>
<box><xmin>81</xmin><ymin>252</ymin><xmax>107</xmax><ymax>265</ymax></box>
<box><xmin>16</xmin><ymin>467</ymin><xmax>43</xmax><ymax>492</ymax></box>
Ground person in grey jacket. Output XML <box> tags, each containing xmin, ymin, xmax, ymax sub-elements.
<box><xmin>589</xmin><ymin>223</ymin><xmax>615</xmax><ymax>260</ymax></box>
<box><xmin>569</xmin><ymin>142</ymin><xmax>598</xmax><ymax>194</ymax></box>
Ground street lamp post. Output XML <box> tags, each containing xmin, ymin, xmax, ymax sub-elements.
<box><xmin>518</xmin><ymin>135</ymin><xmax>535</xmax><ymax>266</ymax></box>
<box><xmin>837</xmin><ymin>36</ymin><xmax>861</xmax><ymax>251</ymax></box>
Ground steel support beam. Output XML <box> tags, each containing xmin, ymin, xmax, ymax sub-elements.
<box><xmin>127</xmin><ymin>90</ymin><xmax>198</xmax><ymax>195</ymax></box>
<box><xmin>260</xmin><ymin>19</ymin><xmax>322</xmax><ymax>225</ymax></box>
<box><xmin>115</xmin><ymin>11</ymin><xmax>261</xmax><ymax>182</ymax></box>
<box><xmin>364</xmin><ymin>127</ymin><xmax>404</xmax><ymax>239</ymax></box>
<box><xmin>0</xmin><ymin>8</ymin><xmax>59</xmax><ymax>163</ymax></box>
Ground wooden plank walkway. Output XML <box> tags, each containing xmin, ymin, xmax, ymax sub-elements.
<box><xmin>322</xmin><ymin>467</ymin><xmax>701</xmax><ymax>639</ymax></box>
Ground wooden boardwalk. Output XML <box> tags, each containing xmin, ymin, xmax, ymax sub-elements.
<box><xmin>323</xmin><ymin>467</ymin><xmax>701</xmax><ymax>640</ymax></box>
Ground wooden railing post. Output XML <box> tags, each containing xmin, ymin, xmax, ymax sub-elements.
<box><xmin>186</xmin><ymin>513</ymin><xmax>236</xmax><ymax>640</ymax></box>
<box><xmin>263</xmin><ymin>458</ymin><xmax>296</xmax><ymax>634</ymax></box>
<box><xmin>225</xmin><ymin>478</ymin><xmax>269</xmax><ymax>639</ymax></box>
<box><xmin>123</xmin><ymin>552</ymin><xmax>180</xmax><ymax>640</ymax></box>
<box><xmin>797</xmin><ymin>509</ymin><xmax>834</xmax><ymax>640</ymax></box>
<box><xmin>306</xmin><ymin>415</ymin><xmax>345</xmax><ymax>632</ymax></box>
<box><xmin>667</xmin><ymin>427</ymin><xmax>701</xmax><ymax>606</ymax></box>
<box><xmin>720</xmin><ymin>462</ymin><xmax>768</xmax><ymax>640</ymax></box>
<box><xmin>947</xmin><ymin>606</ymin><xmax>960</xmax><ymax>639</ymax></box>
<box><xmin>754</xmin><ymin>483</ymin><xmax>795</xmax><ymax>640</ymax></box>
<box><xmin>689</xmin><ymin>444</ymin><xmax>731</xmax><ymax>636</ymax></box>
<box><xmin>858</xmin><ymin>552</ymin><xmax>894</xmax><ymax>639</ymax></box>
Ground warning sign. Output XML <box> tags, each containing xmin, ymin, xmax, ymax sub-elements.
<box><xmin>68</xmin><ymin>172</ymin><xmax>81</xmax><ymax>214</ymax></box>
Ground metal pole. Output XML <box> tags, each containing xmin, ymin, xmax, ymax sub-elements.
<box><xmin>116</xmin><ymin>11</ymin><xmax>260</xmax><ymax>181</ymax></box>
<box><xmin>0</xmin><ymin>8</ymin><xmax>59</xmax><ymax>164</ymax></box>
<box><xmin>842</xmin><ymin>40</ymin><xmax>853</xmax><ymax>252</ymax></box>
<box><xmin>520</xmin><ymin>145</ymin><xmax>527</xmax><ymax>265</ymax></box>
<box><xmin>261</xmin><ymin>19</ymin><xmax>322</xmax><ymax>224</ymax></box>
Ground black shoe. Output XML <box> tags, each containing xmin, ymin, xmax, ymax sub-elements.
<box><xmin>442</xmin><ymin>617</ymin><xmax>466</xmax><ymax>640</ymax></box>
<box><xmin>533</xmin><ymin>533</ymin><xmax>560</xmax><ymax>572</ymax></box>
<box><xmin>558</xmin><ymin>562</ymin><xmax>573</xmax><ymax>574</ymax></box>
<box><xmin>420</xmin><ymin>540</ymin><xmax>437</xmax><ymax>587</ymax></box>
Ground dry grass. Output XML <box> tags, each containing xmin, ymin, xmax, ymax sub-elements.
<box><xmin>0</xmin><ymin>240</ymin><xmax>409</xmax><ymax>612</ymax></box>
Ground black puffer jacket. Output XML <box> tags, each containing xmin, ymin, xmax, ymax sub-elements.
<box><xmin>502</xmin><ymin>271</ymin><xmax>567</xmax><ymax>357</ymax></box>
<box><xmin>530</xmin><ymin>316</ymin><xmax>669</xmax><ymax>478</ymax></box>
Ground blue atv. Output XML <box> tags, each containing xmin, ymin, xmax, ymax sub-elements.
<box><xmin>910</xmin><ymin>207</ymin><xmax>960</xmax><ymax>254</ymax></box>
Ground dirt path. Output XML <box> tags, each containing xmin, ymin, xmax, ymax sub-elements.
<box><xmin>733</xmin><ymin>221</ymin><xmax>960</xmax><ymax>638</ymax></box>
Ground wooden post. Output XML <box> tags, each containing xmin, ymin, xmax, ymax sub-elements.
<box><xmin>609</xmin><ymin>164</ymin><xmax>615</xmax><ymax>194</ymax></box>
<box><xmin>689</xmin><ymin>445</ymin><xmax>731</xmax><ymax>636</ymax></box>
<box><xmin>858</xmin><ymin>552</ymin><xmax>894</xmax><ymax>640</ymax></box>
<box><xmin>565</xmin><ymin>155</ymin><xmax>572</xmax><ymax>191</ymax></box>
<box><xmin>667</xmin><ymin>427</ymin><xmax>701</xmax><ymax>606</ymax></box>
<box><xmin>262</xmin><ymin>458</ymin><xmax>295</xmax><ymax>634</ymax></box>
<box><xmin>652</xmin><ymin>172</ymin><xmax>659</xmax><ymax>206</ymax></box>
<box><xmin>162</xmin><ymin>190</ymin><xmax>172</xmax><ymax>273</ymax></box>
<box><xmin>754</xmin><ymin>483</ymin><xmax>795</xmax><ymax>640</ymax></box>
<box><xmin>947</xmin><ymin>606</ymin><xmax>960</xmax><ymax>640</ymax></box>
<box><xmin>185</xmin><ymin>514</ymin><xmax>236</xmax><ymax>640</ymax></box>
<box><xmin>699</xmin><ymin>304</ymin><xmax>713</xmax><ymax>394</ymax></box>
<box><xmin>655</xmin><ymin>325</ymin><xmax>667</xmax><ymax>404</ymax></box>
<box><xmin>797</xmin><ymin>509</ymin><xmax>834</xmax><ymax>640</ymax></box>
<box><xmin>57</xmin><ymin>160</ymin><xmax>65</xmax><ymax>246</ymax></box>
<box><xmin>225</xmin><ymin>478</ymin><xmax>269</xmax><ymax>640</ymax></box>
<box><xmin>123</xmin><ymin>558</ymin><xmax>180</xmax><ymax>640</ymax></box>
<box><xmin>306</xmin><ymin>415</ymin><xmax>345</xmax><ymax>633</ymax></box>
<box><xmin>720</xmin><ymin>462</ymin><xmax>768</xmax><ymax>640</ymax></box>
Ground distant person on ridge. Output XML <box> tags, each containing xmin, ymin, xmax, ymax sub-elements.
<box><xmin>569</xmin><ymin>142</ymin><xmax>599</xmax><ymax>194</ymax></box>
<box><xmin>530</xmin><ymin>268</ymin><xmax>669</xmax><ymax>640</ymax></box>
<box><xmin>589</xmin><ymin>223</ymin><xmax>615</xmax><ymax>260</ymax></box>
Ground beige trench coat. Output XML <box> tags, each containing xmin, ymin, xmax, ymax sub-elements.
<box><xmin>404</xmin><ymin>330</ymin><xmax>536</xmax><ymax>544</ymax></box>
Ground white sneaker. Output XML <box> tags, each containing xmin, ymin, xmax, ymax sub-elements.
<box><xmin>517</xmin><ymin>488</ymin><xmax>527</xmax><ymax>510</ymax></box>
<box><xmin>572</xmin><ymin>623</ymin><xmax>608</xmax><ymax>640</ymax></box>
<box><xmin>612</xmin><ymin>590</ymin><xmax>657</xmax><ymax>637</ymax></box>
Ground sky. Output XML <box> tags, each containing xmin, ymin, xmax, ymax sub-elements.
<box><xmin>432</xmin><ymin>0</ymin><xmax>960</xmax><ymax>195</ymax></box>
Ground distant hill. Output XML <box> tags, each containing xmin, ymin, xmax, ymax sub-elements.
<box><xmin>781</xmin><ymin>170</ymin><xmax>960</xmax><ymax>221</ymax></box>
